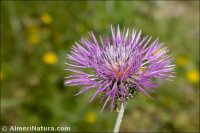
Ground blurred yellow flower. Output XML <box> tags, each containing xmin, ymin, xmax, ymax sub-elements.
<box><xmin>186</xmin><ymin>69</ymin><xmax>199</xmax><ymax>83</ymax></box>
<box><xmin>85</xmin><ymin>112</ymin><xmax>97</xmax><ymax>124</ymax></box>
<box><xmin>28</xmin><ymin>33</ymin><xmax>40</xmax><ymax>45</ymax></box>
<box><xmin>42</xmin><ymin>52</ymin><xmax>58</xmax><ymax>65</ymax></box>
<box><xmin>176</xmin><ymin>56</ymin><xmax>187</xmax><ymax>66</ymax></box>
<box><xmin>41</xmin><ymin>12</ymin><xmax>52</xmax><ymax>24</ymax></box>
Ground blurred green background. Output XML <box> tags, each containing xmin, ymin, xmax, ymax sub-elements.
<box><xmin>1</xmin><ymin>1</ymin><xmax>199</xmax><ymax>132</ymax></box>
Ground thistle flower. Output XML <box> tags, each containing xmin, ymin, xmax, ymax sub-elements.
<box><xmin>65</xmin><ymin>26</ymin><xmax>175</xmax><ymax>112</ymax></box>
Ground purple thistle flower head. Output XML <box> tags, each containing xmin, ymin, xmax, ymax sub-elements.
<box><xmin>65</xmin><ymin>25</ymin><xmax>175</xmax><ymax>112</ymax></box>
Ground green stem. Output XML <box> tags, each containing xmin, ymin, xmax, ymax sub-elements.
<box><xmin>113</xmin><ymin>103</ymin><xmax>125</xmax><ymax>133</ymax></box>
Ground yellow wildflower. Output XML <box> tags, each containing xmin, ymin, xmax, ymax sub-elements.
<box><xmin>28</xmin><ymin>33</ymin><xmax>40</xmax><ymax>45</ymax></box>
<box><xmin>85</xmin><ymin>112</ymin><xmax>97</xmax><ymax>124</ymax></box>
<box><xmin>41</xmin><ymin>12</ymin><xmax>52</xmax><ymax>24</ymax></box>
<box><xmin>26</xmin><ymin>25</ymin><xmax>41</xmax><ymax>45</ymax></box>
<box><xmin>42</xmin><ymin>52</ymin><xmax>58</xmax><ymax>65</ymax></box>
<box><xmin>186</xmin><ymin>69</ymin><xmax>199</xmax><ymax>83</ymax></box>
<box><xmin>176</xmin><ymin>56</ymin><xmax>187</xmax><ymax>66</ymax></box>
